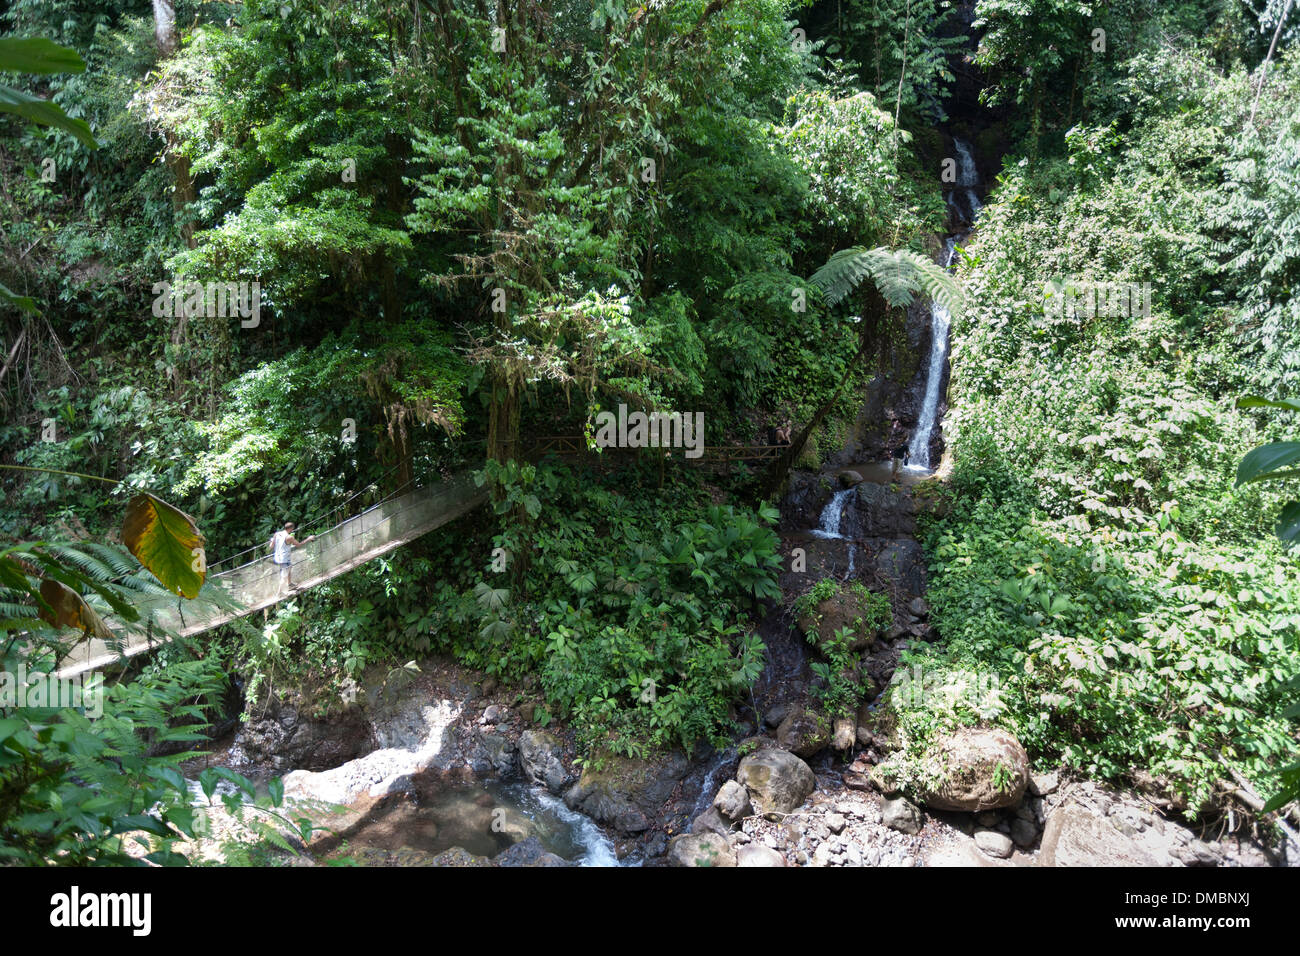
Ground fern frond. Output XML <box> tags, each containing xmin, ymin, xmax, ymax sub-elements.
<box><xmin>809</xmin><ymin>245</ymin><xmax>965</xmax><ymax>316</ymax></box>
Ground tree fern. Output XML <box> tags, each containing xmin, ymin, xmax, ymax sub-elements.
<box><xmin>809</xmin><ymin>246</ymin><xmax>965</xmax><ymax>315</ymax></box>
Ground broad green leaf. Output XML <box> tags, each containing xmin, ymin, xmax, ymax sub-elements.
<box><xmin>1236</xmin><ymin>442</ymin><xmax>1300</xmax><ymax>486</ymax></box>
<box><xmin>0</xmin><ymin>84</ymin><xmax>97</xmax><ymax>149</ymax></box>
<box><xmin>1236</xmin><ymin>395</ymin><xmax>1300</xmax><ymax>413</ymax></box>
<box><xmin>0</xmin><ymin>37</ymin><xmax>86</xmax><ymax>75</ymax></box>
<box><xmin>122</xmin><ymin>493</ymin><xmax>206</xmax><ymax>598</ymax></box>
<box><xmin>1278</xmin><ymin>501</ymin><xmax>1300</xmax><ymax>548</ymax></box>
<box><xmin>0</xmin><ymin>280</ymin><xmax>38</xmax><ymax>314</ymax></box>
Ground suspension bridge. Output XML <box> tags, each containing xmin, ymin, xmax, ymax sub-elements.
<box><xmin>53</xmin><ymin>437</ymin><xmax>790</xmax><ymax>678</ymax></box>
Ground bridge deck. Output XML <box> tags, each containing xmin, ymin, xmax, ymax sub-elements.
<box><xmin>55</xmin><ymin>474</ymin><xmax>487</xmax><ymax>679</ymax></box>
<box><xmin>53</xmin><ymin>440</ymin><xmax>787</xmax><ymax>677</ymax></box>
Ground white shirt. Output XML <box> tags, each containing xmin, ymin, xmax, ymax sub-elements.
<box><xmin>272</xmin><ymin>530</ymin><xmax>292</xmax><ymax>564</ymax></box>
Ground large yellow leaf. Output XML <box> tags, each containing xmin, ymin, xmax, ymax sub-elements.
<box><xmin>38</xmin><ymin>578</ymin><xmax>114</xmax><ymax>640</ymax></box>
<box><xmin>122</xmin><ymin>493</ymin><xmax>206</xmax><ymax>599</ymax></box>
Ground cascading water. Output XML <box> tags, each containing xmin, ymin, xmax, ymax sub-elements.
<box><xmin>811</xmin><ymin>488</ymin><xmax>854</xmax><ymax>539</ymax></box>
<box><xmin>907</xmin><ymin>138</ymin><xmax>980</xmax><ymax>471</ymax></box>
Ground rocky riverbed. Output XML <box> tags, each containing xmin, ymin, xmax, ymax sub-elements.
<box><xmin>174</xmin><ymin>470</ymin><xmax>1290</xmax><ymax>868</ymax></box>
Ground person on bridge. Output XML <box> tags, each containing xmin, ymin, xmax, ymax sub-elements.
<box><xmin>270</xmin><ymin>522</ymin><xmax>315</xmax><ymax>596</ymax></box>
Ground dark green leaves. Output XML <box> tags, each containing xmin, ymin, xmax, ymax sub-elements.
<box><xmin>0</xmin><ymin>37</ymin><xmax>97</xmax><ymax>149</ymax></box>
<box><xmin>0</xmin><ymin>37</ymin><xmax>87</xmax><ymax>75</ymax></box>
<box><xmin>1235</xmin><ymin>442</ymin><xmax>1300</xmax><ymax>486</ymax></box>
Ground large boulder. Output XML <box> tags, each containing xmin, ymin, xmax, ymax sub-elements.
<box><xmin>796</xmin><ymin>584</ymin><xmax>888</xmax><ymax>653</ymax></box>
<box><xmin>917</xmin><ymin>728</ymin><xmax>1030</xmax><ymax>812</ymax></box>
<box><xmin>881</xmin><ymin>796</ymin><xmax>924</xmax><ymax>835</ymax></box>
<box><xmin>776</xmin><ymin>707</ymin><xmax>831</xmax><ymax>759</ymax></box>
<box><xmin>564</xmin><ymin>751</ymin><xmax>688</xmax><ymax>833</ymax></box>
<box><xmin>736</xmin><ymin>748</ymin><xmax>816</xmax><ymax>820</ymax></box>
<box><xmin>667</xmin><ymin>832</ymin><xmax>736</xmax><ymax>867</ymax></box>
<box><xmin>713</xmin><ymin>780</ymin><xmax>752</xmax><ymax>824</ymax></box>
<box><xmin>518</xmin><ymin>730</ymin><xmax>569</xmax><ymax>793</ymax></box>
<box><xmin>1038</xmin><ymin>802</ymin><xmax>1159</xmax><ymax>867</ymax></box>
<box><xmin>736</xmin><ymin>844</ymin><xmax>787</xmax><ymax>867</ymax></box>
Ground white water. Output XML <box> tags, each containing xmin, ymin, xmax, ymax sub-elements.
<box><xmin>532</xmin><ymin>788</ymin><xmax>621</xmax><ymax>867</ymax></box>
<box><xmin>689</xmin><ymin>746</ymin><xmax>738</xmax><ymax>821</ymax></box>
<box><xmin>811</xmin><ymin>488</ymin><xmax>854</xmax><ymax>539</ymax></box>
<box><xmin>907</xmin><ymin>138</ymin><xmax>980</xmax><ymax>471</ymax></box>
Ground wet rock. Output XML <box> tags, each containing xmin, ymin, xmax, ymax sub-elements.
<box><xmin>736</xmin><ymin>748</ymin><xmax>816</xmax><ymax>820</ymax></box>
<box><xmin>668</xmin><ymin>832</ymin><xmax>736</xmax><ymax>867</ymax></box>
<box><xmin>481</xmin><ymin>704</ymin><xmax>502</xmax><ymax>724</ymax></box>
<box><xmin>848</xmin><ymin>483</ymin><xmax>918</xmax><ymax>538</ymax></box>
<box><xmin>713</xmin><ymin>780</ymin><xmax>752</xmax><ymax>823</ymax></box>
<box><xmin>839</xmin><ymin>470</ymin><xmax>865</xmax><ymax>487</ymax></box>
<box><xmin>776</xmin><ymin>707</ymin><xmax>831</xmax><ymax>759</ymax></box>
<box><xmin>615</xmin><ymin>809</ymin><xmax>650</xmax><ymax>833</ymax></box>
<box><xmin>778</xmin><ymin>473</ymin><xmax>837</xmax><ymax>532</ymax></box>
<box><xmin>238</xmin><ymin>700</ymin><xmax>375</xmax><ymax>772</ymax></box>
<box><xmin>873</xmin><ymin>539</ymin><xmax>928</xmax><ymax>602</ymax></box>
<box><xmin>908</xmin><ymin>597</ymin><xmax>929</xmax><ymax>618</ymax></box>
<box><xmin>283</xmin><ymin>699</ymin><xmax>461</xmax><ymax>804</ymax></box>
<box><xmin>882</xmin><ymin>797</ymin><xmax>924</xmax><ymax>835</ymax></box>
<box><xmin>764</xmin><ymin>702</ymin><xmax>791</xmax><ymax>729</ymax></box>
<box><xmin>736</xmin><ymin>844</ymin><xmax>786</xmax><ymax>867</ymax></box>
<box><xmin>916</xmin><ymin>728</ymin><xmax>1029</xmax><ymax>812</ymax></box>
<box><xmin>974</xmin><ymin>829</ymin><xmax>1013</xmax><ymax>859</ymax></box>
<box><xmin>564</xmin><ymin>751</ymin><xmax>689</xmax><ymax>833</ymax></box>
<box><xmin>469</xmin><ymin>732</ymin><xmax>515</xmax><ymax>776</ymax></box>
<box><xmin>518</xmin><ymin>730</ymin><xmax>569</xmax><ymax>793</ymax></box>
<box><xmin>493</xmin><ymin>835</ymin><xmax>569</xmax><ymax>867</ymax></box>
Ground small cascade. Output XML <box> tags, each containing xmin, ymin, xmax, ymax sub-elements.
<box><xmin>811</xmin><ymin>488</ymin><xmax>854</xmax><ymax>539</ymax></box>
<box><xmin>531</xmin><ymin>788</ymin><xmax>621</xmax><ymax>867</ymax></box>
<box><xmin>689</xmin><ymin>746</ymin><xmax>738</xmax><ymax>821</ymax></box>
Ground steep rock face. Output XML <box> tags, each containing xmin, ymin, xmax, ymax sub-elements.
<box><xmin>823</xmin><ymin>298</ymin><xmax>933</xmax><ymax>469</ymax></box>
<box><xmin>237</xmin><ymin>703</ymin><xmax>376</xmax><ymax>772</ymax></box>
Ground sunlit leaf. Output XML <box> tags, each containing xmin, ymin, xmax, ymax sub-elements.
<box><xmin>122</xmin><ymin>493</ymin><xmax>206</xmax><ymax>598</ymax></box>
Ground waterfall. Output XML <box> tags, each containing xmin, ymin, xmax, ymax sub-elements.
<box><xmin>811</xmin><ymin>488</ymin><xmax>854</xmax><ymax>539</ymax></box>
<box><xmin>955</xmin><ymin>139</ymin><xmax>982</xmax><ymax>219</ymax></box>
<box><xmin>908</xmin><ymin>138</ymin><xmax>980</xmax><ymax>471</ymax></box>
